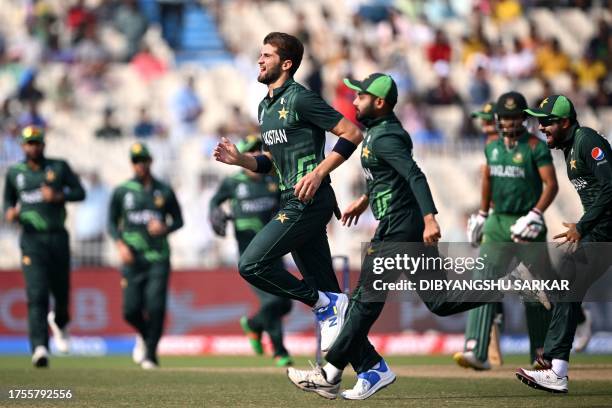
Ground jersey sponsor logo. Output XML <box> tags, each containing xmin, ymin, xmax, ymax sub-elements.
<box><xmin>45</xmin><ymin>169</ymin><xmax>56</xmax><ymax>182</ymax></box>
<box><xmin>571</xmin><ymin>177</ymin><xmax>588</xmax><ymax>191</ymax></box>
<box><xmin>512</xmin><ymin>152</ymin><xmax>523</xmax><ymax>164</ymax></box>
<box><xmin>258</xmin><ymin>109</ymin><xmax>264</xmax><ymax>125</ymax></box>
<box><xmin>591</xmin><ymin>147</ymin><xmax>605</xmax><ymax>161</ymax></box>
<box><xmin>240</xmin><ymin>197</ymin><xmax>277</xmax><ymax>213</ymax></box>
<box><xmin>19</xmin><ymin>188</ymin><xmax>44</xmax><ymax>204</ymax></box>
<box><xmin>126</xmin><ymin>209</ymin><xmax>161</xmax><ymax>225</ymax></box>
<box><xmin>154</xmin><ymin>191</ymin><xmax>165</xmax><ymax>208</ymax></box>
<box><xmin>489</xmin><ymin>165</ymin><xmax>525</xmax><ymax>178</ymax></box>
<box><xmin>236</xmin><ymin>183</ymin><xmax>248</xmax><ymax>198</ymax></box>
<box><xmin>262</xmin><ymin>129</ymin><xmax>288</xmax><ymax>146</ymax></box>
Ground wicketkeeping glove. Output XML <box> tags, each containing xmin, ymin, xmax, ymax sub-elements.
<box><xmin>510</xmin><ymin>208</ymin><xmax>544</xmax><ymax>242</ymax></box>
<box><xmin>467</xmin><ymin>210</ymin><xmax>488</xmax><ymax>247</ymax></box>
<box><xmin>209</xmin><ymin>207</ymin><xmax>229</xmax><ymax>237</ymax></box>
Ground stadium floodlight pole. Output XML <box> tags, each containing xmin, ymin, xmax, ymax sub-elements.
<box><xmin>315</xmin><ymin>255</ymin><xmax>351</xmax><ymax>365</ymax></box>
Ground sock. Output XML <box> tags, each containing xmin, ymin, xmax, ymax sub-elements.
<box><xmin>323</xmin><ymin>363</ymin><xmax>342</xmax><ymax>383</ymax></box>
<box><xmin>313</xmin><ymin>291</ymin><xmax>330</xmax><ymax>310</ymax></box>
<box><xmin>551</xmin><ymin>359</ymin><xmax>568</xmax><ymax>377</ymax></box>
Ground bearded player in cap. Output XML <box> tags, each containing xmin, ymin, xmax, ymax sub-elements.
<box><xmin>456</xmin><ymin>92</ymin><xmax>558</xmax><ymax>370</ymax></box>
<box><xmin>108</xmin><ymin>143</ymin><xmax>183</xmax><ymax>369</ymax></box>
<box><xmin>209</xmin><ymin>135</ymin><xmax>293</xmax><ymax>367</ymax></box>
<box><xmin>3</xmin><ymin>125</ymin><xmax>86</xmax><ymax>367</ymax></box>
<box><xmin>516</xmin><ymin>95</ymin><xmax>612</xmax><ymax>393</ymax></box>
<box><xmin>214</xmin><ymin>32</ymin><xmax>364</xmax><ymax>356</ymax></box>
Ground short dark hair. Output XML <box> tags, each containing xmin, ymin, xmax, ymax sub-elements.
<box><xmin>263</xmin><ymin>32</ymin><xmax>304</xmax><ymax>76</ymax></box>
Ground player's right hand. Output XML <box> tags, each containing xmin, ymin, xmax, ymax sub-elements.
<box><xmin>5</xmin><ymin>206</ymin><xmax>19</xmax><ymax>223</ymax></box>
<box><xmin>209</xmin><ymin>207</ymin><xmax>228</xmax><ymax>237</ymax></box>
<box><xmin>213</xmin><ymin>137</ymin><xmax>241</xmax><ymax>166</ymax></box>
<box><xmin>341</xmin><ymin>195</ymin><xmax>369</xmax><ymax>227</ymax></box>
<box><xmin>467</xmin><ymin>210</ymin><xmax>488</xmax><ymax>247</ymax></box>
<box><xmin>116</xmin><ymin>240</ymin><xmax>134</xmax><ymax>265</ymax></box>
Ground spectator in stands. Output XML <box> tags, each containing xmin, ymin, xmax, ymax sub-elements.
<box><xmin>18</xmin><ymin>100</ymin><xmax>47</xmax><ymax>130</ymax></box>
<box><xmin>427</xmin><ymin>29</ymin><xmax>451</xmax><ymax>64</ymax></box>
<box><xmin>159</xmin><ymin>0</ymin><xmax>183</xmax><ymax>49</ymax></box>
<box><xmin>413</xmin><ymin>115</ymin><xmax>444</xmax><ymax>145</ymax></box>
<box><xmin>0</xmin><ymin>120</ymin><xmax>22</xmax><ymax>168</ymax></box>
<box><xmin>52</xmin><ymin>71</ymin><xmax>76</xmax><ymax>111</ymax></box>
<box><xmin>113</xmin><ymin>0</ymin><xmax>149</xmax><ymax>62</ymax></box>
<box><xmin>170</xmin><ymin>75</ymin><xmax>203</xmax><ymax>144</ymax></box>
<box><xmin>17</xmin><ymin>69</ymin><xmax>44</xmax><ymax>104</ymax></box>
<box><xmin>74</xmin><ymin>25</ymin><xmax>111</xmax><ymax>91</ymax></box>
<box><xmin>95</xmin><ymin>107</ymin><xmax>123</xmax><ymax>139</ymax></box>
<box><xmin>73</xmin><ymin>171</ymin><xmax>110</xmax><ymax>266</ymax></box>
<box><xmin>565</xmin><ymin>72</ymin><xmax>589</xmax><ymax>109</ymax></box>
<box><xmin>535</xmin><ymin>38</ymin><xmax>570</xmax><ymax>79</ymax></box>
<box><xmin>469</xmin><ymin>66</ymin><xmax>491</xmax><ymax>105</ymax></box>
<box><xmin>425</xmin><ymin>76</ymin><xmax>462</xmax><ymax>106</ymax></box>
<box><xmin>461</xmin><ymin>34</ymin><xmax>486</xmax><ymax>65</ymax></box>
<box><xmin>131</xmin><ymin>44</ymin><xmax>167</xmax><ymax>83</ymax></box>
<box><xmin>66</xmin><ymin>0</ymin><xmax>96</xmax><ymax>45</ymax></box>
<box><xmin>573</xmin><ymin>49</ymin><xmax>607</xmax><ymax>90</ymax></box>
<box><xmin>504</xmin><ymin>37</ymin><xmax>535</xmax><ymax>79</ymax></box>
<box><xmin>587</xmin><ymin>19</ymin><xmax>610</xmax><ymax>65</ymax></box>
<box><xmin>588</xmin><ymin>79</ymin><xmax>612</xmax><ymax>109</ymax></box>
<box><xmin>492</xmin><ymin>0</ymin><xmax>522</xmax><ymax>25</ymax></box>
<box><xmin>133</xmin><ymin>106</ymin><xmax>161</xmax><ymax>139</ymax></box>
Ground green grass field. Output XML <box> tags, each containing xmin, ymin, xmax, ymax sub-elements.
<box><xmin>1</xmin><ymin>355</ymin><xmax>611</xmax><ymax>407</ymax></box>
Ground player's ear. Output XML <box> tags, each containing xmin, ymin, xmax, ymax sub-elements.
<box><xmin>561</xmin><ymin>118</ymin><xmax>571</xmax><ymax>130</ymax></box>
<box><xmin>281</xmin><ymin>59</ymin><xmax>293</xmax><ymax>73</ymax></box>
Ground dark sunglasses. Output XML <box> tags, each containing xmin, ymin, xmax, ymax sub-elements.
<box><xmin>538</xmin><ymin>117</ymin><xmax>560</xmax><ymax>126</ymax></box>
<box><xmin>131</xmin><ymin>157</ymin><xmax>150</xmax><ymax>164</ymax></box>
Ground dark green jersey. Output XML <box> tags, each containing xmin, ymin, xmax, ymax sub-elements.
<box><xmin>360</xmin><ymin>114</ymin><xmax>437</xmax><ymax>220</ymax></box>
<box><xmin>209</xmin><ymin>172</ymin><xmax>280</xmax><ymax>239</ymax></box>
<box><xmin>258</xmin><ymin>78</ymin><xmax>343</xmax><ymax>191</ymax></box>
<box><xmin>108</xmin><ymin>177</ymin><xmax>183</xmax><ymax>262</ymax></box>
<box><xmin>3</xmin><ymin>157</ymin><xmax>85</xmax><ymax>232</ymax></box>
<box><xmin>485</xmin><ymin>131</ymin><xmax>552</xmax><ymax>214</ymax></box>
<box><xmin>563</xmin><ymin>124</ymin><xmax>612</xmax><ymax>237</ymax></box>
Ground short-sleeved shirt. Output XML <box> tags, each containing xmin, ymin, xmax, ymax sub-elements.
<box><xmin>563</xmin><ymin>124</ymin><xmax>612</xmax><ymax>238</ymax></box>
<box><xmin>3</xmin><ymin>157</ymin><xmax>85</xmax><ymax>232</ymax></box>
<box><xmin>485</xmin><ymin>131</ymin><xmax>553</xmax><ymax>215</ymax></box>
<box><xmin>258</xmin><ymin>78</ymin><xmax>342</xmax><ymax>191</ymax></box>
<box><xmin>108</xmin><ymin>177</ymin><xmax>183</xmax><ymax>263</ymax></box>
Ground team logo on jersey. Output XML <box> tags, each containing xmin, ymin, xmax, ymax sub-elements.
<box><xmin>278</xmin><ymin>107</ymin><xmax>289</xmax><ymax>120</ymax></box>
<box><xmin>16</xmin><ymin>173</ymin><xmax>25</xmax><ymax>189</ymax></box>
<box><xmin>267</xmin><ymin>182</ymin><xmax>278</xmax><ymax>192</ymax></box>
<box><xmin>591</xmin><ymin>147</ymin><xmax>605</xmax><ymax>161</ymax></box>
<box><xmin>362</xmin><ymin>146</ymin><xmax>371</xmax><ymax>159</ymax></box>
<box><xmin>504</xmin><ymin>98</ymin><xmax>516</xmax><ymax>110</ymax></box>
<box><xmin>491</xmin><ymin>148</ymin><xmax>499</xmax><ymax>162</ymax></box>
<box><xmin>154</xmin><ymin>191</ymin><xmax>165</xmax><ymax>208</ymax></box>
<box><xmin>570</xmin><ymin>159</ymin><xmax>577</xmax><ymax>170</ymax></box>
<box><xmin>124</xmin><ymin>192</ymin><xmax>135</xmax><ymax>209</ymax></box>
<box><xmin>512</xmin><ymin>152</ymin><xmax>523</xmax><ymax>164</ymax></box>
<box><xmin>22</xmin><ymin>256</ymin><xmax>31</xmax><ymax>266</ymax></box>
<box><xmin>237</xmin><ymin>183</ymin><xmax>248</xmax><ymax>198</ymax></box>
<box><xmin>45</xmin><ymin>169</ymin><xmax>56</xmax><ymax>182</ymax></box>
<box><xmin>275</xmin><ymin>212</ymin><xmax>288</xmax><ymax>223</ymax></box>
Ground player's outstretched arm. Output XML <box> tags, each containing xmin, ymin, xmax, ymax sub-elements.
<box><xmin>213</xmin><ymin>137</ymin><xmax>258</xmax><ymax>171</ymax></box>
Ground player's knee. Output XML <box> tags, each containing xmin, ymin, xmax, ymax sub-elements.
<box><xmin>123</xmin><ymin>307</ymin><xmax>141</xmax><ymax>325</ymax></box>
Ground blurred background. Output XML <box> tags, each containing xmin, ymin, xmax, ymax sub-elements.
<box><xmin>0</xmin><ymin>0</ymin><xmax>611</xmax><ymax>357</ymax></box>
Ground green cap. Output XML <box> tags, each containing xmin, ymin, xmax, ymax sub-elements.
<box><xmin>494</xmin><ymin>91</ymin><xmax>528</xmax><ymax>117</ymax></box>
<box><xmin>524</xmin><ymin>94</ymin><xmax>576</xmax><ymax>120</ymax></box>
<box><xmin>130</xmin><ymin>142</ymin><xmax>152</xmax><ymax>160</ymax></box>
<box><xmin>343</xmin><ymin>73</ymin><xmax>398</xmax><ymax>106</ymax></box>
<box><xmin>236</xmin><ymin>134</ymin><xmax>262</xmax><ymax>153</ymax></box>
<box><xmin>471</xmin><ymin>101</ymin><xmax>496</xmax><ymax>121</ymax></box>
<box><xmin>21</xmin><ymin>125</ymin><xmax>45</xmax><ymax>143</ymax></box>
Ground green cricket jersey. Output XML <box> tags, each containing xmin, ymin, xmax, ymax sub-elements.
<box><xmin>485</xmin><ymin>130</ymin><xmax>552</xmax><ymax>214</ymax></box>
<box><xmin>108</xmin><ymin>177</ymin><xmax>183</xmax><ymax>262</ymax></box>
<box><xmin>3</xmin><ymin>158</ymin><xmax>85</xmax><ymax>232</ymax></box>
<box><xmin>209</xmin><ymin>172</ymin><xmax>280</xmax><ymax>239</ymax></box>
<box><xmin>360</xmin><ymin>114</ymin><xmax>437</xmax><ymax>220</ymax></box>
<box><xmin>258</xmin><ymin>78</ymin><xmax>343</xmax><ymax>191</ymax></box>
<box><xmin>563</xmin><ymin>124</ymin><xmax>612</xmax><ymax>237</ymax></box>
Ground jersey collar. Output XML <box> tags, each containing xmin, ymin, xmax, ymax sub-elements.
<box><xmin>361</xmin><ymin>113</ymin><xmax>398</xmax><ymax>129</ymax></box>
<box><xmin>265</xmin><ymin>78</ymin><xmax>295</xmax><ymax>103</ymax></box>
<box><xmin>562</xmin><ymin>122</ymin><xmax>581</xmax><ymax>153</ymax></box>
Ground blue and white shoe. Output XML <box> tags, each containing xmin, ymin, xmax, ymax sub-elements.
<box><xmin>315</xmin><ymin>292</ymin><xmax>348</xmax><ymax>352</ymax></box>
<box><xmin>341</xmin><ymin>359</ymin><xmax>396</xmax><ymax>400</ymax></box>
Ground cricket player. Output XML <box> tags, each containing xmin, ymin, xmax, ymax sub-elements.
<box><xmin>517</xmin><ymin>95</ymin><xmax>612</xmax><ymax>393</ymax></box>
<box><xmin>456</xmin><ymin>92</ymin><xmax>558</xmax><ymax>370</ymax></box>
<box><xmin>108</xmin><ymin>143</ymin><xmax>183</xmax><ymax>369</ymax></box>
<box><xmin>209</xmin><ymin>135</ymin><xmax>293</xmax><ymax>367</ymax></box>
<box><xmin>213</xmin><ymin>32</ymin><xmax>363</xmax><ymax>351</ymax></box>
<box><xmin>3</xmin><ymin>125</ymin><xmax>85</xmax><ymax>367</ymax></box>
<box><xmin>286</xmin><ymin>74</ymin><xmax>548</xmax><ymax>400</ymax></box>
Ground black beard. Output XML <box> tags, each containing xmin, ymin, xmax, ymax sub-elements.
<box><xmin>257</xmin><ymin>64</ymin><xmax>282</xmax><ymax>85</ymax></box>
<box><xmin>356</xmin><ymin>105</ymin><xmax>376</xmax><ymax>123</ymax></box>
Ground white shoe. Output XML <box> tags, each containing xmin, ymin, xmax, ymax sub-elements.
<box><xmin>516</xmin><ymin>368</ymin><xmax>568</xmax><ymax>393</ymax></box>
<box><xmin>315</xmin><ymin>292</ymin><xmax>348</xmax><ymax>352</ymax></box>
<box><xmin>503</xmin><ymin>263</ymin><xmax>551</xmax><ymax>310</ymax></box>
<box><xmin>453</xmin><ymin>351</ymin><xmax>491</xmax><ymax>371</ymax></box>
<box><xmin>47</xmin><ymin>311</ymin><xmax>70</xmax><ymax>354</ymax></box>
<box><xmin>574</xmin><ymin>308</ymin><xmax>592</xmax><ymax>352</ymax></box>
<box><xmin>132</xmin><ymin>335</ymin><xmax>146</xmax><ymax>364</ymax></box>
<box><xmin>287</xmin><ymin>363</ymin><xmax>340</xmax><ymax>399</ymax></box>
<box><xmin>32</xmin><ymin>345</ymin><xmax>49</xmax><ymax>368</ymax></box>
<box><xmin>141</xmin><ymin>359</ymin><xmax>159</xmax><ymax>370</ymax></box>
<box><xmin>341</xmin><ymin>359</ymin><xmax>396</xmax><ymax>400</ymax></box>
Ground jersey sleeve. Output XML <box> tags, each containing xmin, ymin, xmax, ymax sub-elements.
<box><xmin>576</xmin><ymin>130</ymin><xmax>612</xmax><ymax>235</ymax></box>
<box><xmin>373</xmin><ymin>133</ymin><xmax>438</xmax><ymax>216</ymax></box>
<box><xmin>209</xmin><ymin>178</ymin><xmax>233</xmax><ymax>213</ymax></box>
<box><xmin>165</xmin><ymin>188</ymin><xmax>184</xmax><ymax>234</ymax></box>
<box><xmin>2</xmin><ymin>170</ymin><xmax>17</xmax><ymax>214</ymax></box>
<box><xmin>108</xmin><ymin>188</ymin><xmax>123</xmax><ymax>240</ymax></box>
<box><xmin>61</xmin><ymin>161</ymin><xmax>86</xmax><ymax>202</ymax></box>
<box><xmin>294</xmin><ymin>90</ymin><xmax>343</xmax><ymax>131</ymax></box>
<box><xmin>533</xmin><ymin>140</ymin><xmax>553</xmax><ymax>167</ymax></box>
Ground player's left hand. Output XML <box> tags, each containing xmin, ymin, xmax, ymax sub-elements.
<box><xmin>423</xmin><ymin>214</ymin><xmax>441</xmax><ymax>244</ymax></box>
<box><xmin>41</xmin><ymin>185</ymin><xmax>64</xmax><ymax>203</ymax></box>
<box><xmin>553</xmin><ymin>222</ymin><xmax>581</xmax><ymax>246</ymax></box>
<box><xmin>294</xmin><ymin>170</ymin><xmax>322</xmax><ymax>202</ymax></box>
<box><xmin>147</xmin><ymin>219</ymin><xmax>168</xmax><ymax>236</ymax></box>
<box><xmin>510</xmin><ymin>208</ymin><xmax>544</xmax><ymax>242</ymax></box>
